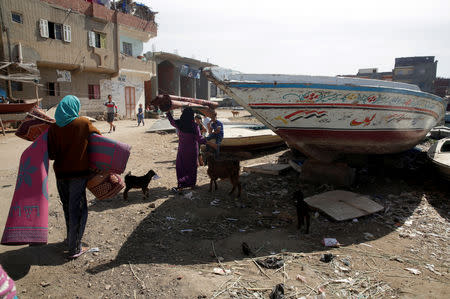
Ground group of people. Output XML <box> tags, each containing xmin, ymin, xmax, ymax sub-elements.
<box><xmin>167</xmin><ymin>108</ymin><xmax>223</xmax><ymax>193</ymax></box>
<box><xmin>13</xmin><ymin>94</ymin><xmax>222</xmax><ymax>260</ymax></box>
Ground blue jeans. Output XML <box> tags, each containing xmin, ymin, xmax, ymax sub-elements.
<box><xmin>207</xmin><ymin>134</ymin><xmax>223</xmax><ymax>157</ymax></box>
<box><xmin>56</xmin><ymin>178</ymin><xmax>88</xmax><ymax>255</ymax></box>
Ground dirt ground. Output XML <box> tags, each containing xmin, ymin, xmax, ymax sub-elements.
<box><xmin>0</xmin><ymin>109</ymin><xmax>449</xmax><ymax>298</ymax></box>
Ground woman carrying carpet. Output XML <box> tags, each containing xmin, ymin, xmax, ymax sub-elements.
<box><xmin>47</xmin><ymin>95</ymin><xmax>100</xmax><ymax>259</ymax></box>
<box><xmin>167</xmin><ymin>108</ymin><xmax>207</xmax><ymax>193</ymax></box>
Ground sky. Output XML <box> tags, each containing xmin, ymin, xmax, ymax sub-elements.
<box><xmin>140</xmin><ymin>0</ymin><xmax>450</xmax><ymax>77</ymax></box>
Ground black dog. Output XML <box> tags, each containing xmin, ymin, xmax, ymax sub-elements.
<box><xmin>293</xmin><ymin>189</ymin><xmax>311</xmax><ymax>234</ymax></box>
<box><xmin>123</xmin><ymin>170</ymin><xmax>156</xmax><ymax>200</ymax></box>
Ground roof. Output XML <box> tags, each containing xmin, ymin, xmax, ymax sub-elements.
<box><xmin>149</xmin><ymin>52</ymin><xmax>215</xmax><ymax>68</ymax></box>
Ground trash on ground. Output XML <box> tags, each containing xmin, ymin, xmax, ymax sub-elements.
<box><xmin>180</xmin><ymin>229</ymin><xmax>193</xmax><ymax>233</ymax></box>
<box><xmin>320</xmin><ymin>253</ymin><xmax>334</xmax><ymax>263</ymax></box>
<box><xmin>322</xmin><ymin>238</ymin><xmax>340</xmax><ymax>247</ymax></box>
<box><xmin>152</xmin><ymin>174</ymin><xmax>161</xmax><ymax>180</ymax></box>
<box><xmin>296</xmin><ymin>274</ymin><xmax>307</xmax><ymax>283</ymax></box>
<box><xmin>210</xmin><ymin>199</ymin><xmax>220</xmax><ymax>206</ymax></box>
<box><xmin>243</xmin><ymin>163</ymin><xmax>291</xmax><ymax>175</ymax></box>
<box><xmin>256</xmin><ymin>257</ymin><xmax>284</xmax><ymax>269</ymax></box>
<box><xmin>405</xmin><ymin>268</ymin><xmax>421</xmax><ymax>275</ymax></box>
<box><xmin>213</xmin><ymin>267</ymin><xmax>231</xmax><ymax>275</ymax></box>
<box><xmin>304</xmin><ymin>190</ymin><xmax>384</xmax><ymax>221</ymax></box>
<box><xmin>166</xmin><ymin>216</ymin><xmax>176</xmax><ymax>221</ymax></box>
<box><xmin>269</xmin><ymin>283</ymin><xmax>285</xmax><ymax>299</ymax></box>
<box><xmin>184</xmin><ymin>192</ymin><xmax>193</xmax><ymax>199</ymax></box>
<box><xmin>425</xmin><ymin>264</ymin><xmax>442</xmax><ymax>275</ymax></box>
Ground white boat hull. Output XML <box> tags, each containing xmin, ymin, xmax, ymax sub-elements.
<box><xmin>428</xmin><ymin>138</ymin><xmax>450</xmax><ymax>180</ymax></box>
<box><xmin>205</xmin><ymin>67</ymin><xmax>447</xmax><ymax>161</ymax></box>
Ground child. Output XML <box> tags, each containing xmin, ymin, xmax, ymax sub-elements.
<box><xmin>137</xmin><ymin>103</ymin><xmax>145</xmax><ymax>126</ymax></box>
<box><xmin>206</xmin><ymin>112</ymin><xmax>223</xmax><ymax>157</ymax></box>
<box><xmin>195</xmin><ymin>115</ymin><xmax>207</xmax><ymax>166</ymax></box>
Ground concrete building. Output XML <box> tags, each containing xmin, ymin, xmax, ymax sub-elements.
<box><xmin>0</xmin><ymin>0</ymin><xmax>157</xmax><ymax>118</ymax></box>
<box><xmin>393</xmin><ymin>56</ymin><xmax>437</xmax><ymax>93</ymax></box>
<box><xmin>144</xmin><ymin>51</ymin><xmax>213</xmax><ymax>105</ymax></box>
<box><xmin>355</xmin><ymin>68</ymin><xmax>393</xmax><ymax>81</ymax></box>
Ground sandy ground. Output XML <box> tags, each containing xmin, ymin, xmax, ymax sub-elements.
<box><xmin>0</xmin><ymin>109</ymin><xmax>449</xmax><ymax>298</ymax></box>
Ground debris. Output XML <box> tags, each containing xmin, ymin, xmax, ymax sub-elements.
<box><xmin>296</xmin><ymin>274</ymin><xmax>307</xmax><ymax>283</ymax></box>
<box><xmin>405</xmin><ymin>268</ymin><xmax>421</xmax><ymax>275</ymax></box>
<box><xmin>390</xmin><ymin>256</ymin><xmax>404</xmax><ymax>263</ymax></box>
<box><xmin>255</xmin><ymin>257</ymin><xmax>284</xmax><ymax>269</ymax></box>
<box><xmin>177</xmin><ymin>276</ymin><xmax>183</xmax><ymax>280</ymax></box>
<box><xmin>242</xmin><ymin>242</ymin><xmax>252</xmax><ymax>256</ymax></box>
<box><xmin>210</xmin><ymin>199</ymin><xmax>220</xmax><ymax>206</ymax></box>
<box><xmin>341</xmin><ymin>258</ymin><xmax>351</xmax><ymax>266</ymax></box>
<box><xmin>320</xmin><ymin>253</ymin><xmax>334</xmax><ymax>263</ymax></box>
<box><xmin>269</xmin><ymin>283</ymin><xmax>285</xmax><ymax>299</ymax></box>
<box><xmin>213</xmin><ymin>267</ymin><xmax>231</xmax><ymax>275</ymax></box>
<box><xmin>184</xmin><ymin>192</ymin><xmax>193</xmax><ymax>199</ymax></box>
<box><xmin>105</xmin><ymin>284</ymin><xmax>111</xmax><ymax>290</ymax></box>
<box><xmin>180</xmin><ymin>229</ymin><xmax>193</xmax><ymax>233</ymax></box>
<box><xmin>226</xmin><ymin>218</ymin><xmax>238</xmax><ymax>221</ymax></box>
<box><xmin>152</xmin><ymin>174</ymin><xmax>161</xmax><ymax>180</ymax></box>
<box><xmin>40</xmin><ymin>281</ymin><xmax>50</xmax><ymax>287</ymax></box>
<box><xmin>243</xmin><ymin>163</ymin><xmax>291</xmax><ymax>175</ymax></box>
<box><xmin>352</xmin><ymin>218</ymin><xmax>358</xmax><ymax>222</ymax></box>
<box><xmin>304</xmin><ymin>190</ymin><xmax>384</xmax><ymax>221</ymax></box>
<box><xmin>166</xmin><ymin>216</ymin><xmax>176</xmax><ymax>221</ymax></box>
<box><xmin>322</xmin><ymin>238</ymin><xmax>340</xmax><ymax>247</ymax></box>
<box><xmin>129</xmin><ymin>262</ymin><xmax>146</xmax><ymax>289</ymax></box>
<box><xmin>363</xmin><ymin>232</ymin><xmax>374</xmax><ymax>240</ymax></box>
<box><xmin>149</xmin><ymin>203</ymin><xmax>156</xmax><ymax>208</ymax></box>
<box><xmin>425</xmin><ymin>264</ymin><xmax>442</xmax><ymax>276</ymax></box>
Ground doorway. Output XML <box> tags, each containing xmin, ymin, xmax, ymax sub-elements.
<box><xmin>125</xmin><ymin>86</ymin><xmax>135</xmax><ymax>119</ymax></box>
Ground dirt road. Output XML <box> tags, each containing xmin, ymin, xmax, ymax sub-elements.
<box><xmin>0</xmin><ymin>109</ymin><xmax>449</xmax><ymax>298</ymax></box>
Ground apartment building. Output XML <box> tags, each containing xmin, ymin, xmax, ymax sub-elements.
<box><xmin>0</xmin><ymin>0</ymin><xmax>157</xmax><ymax>118</ymax></box>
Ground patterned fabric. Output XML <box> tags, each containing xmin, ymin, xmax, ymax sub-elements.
<box><xmin>1</xmin><ymin>130</ymin><xmax>50</xmax><ymax>245</ymax></box>
<box><xmin>0</xmin><ymin>266</ymin><xmax>17</xmax><ymax>299</ymax></box>
<box><xmin>87</xmin><ymin>173</ymin><xmax>124</xmax><ymax>200</ymax></box>
<box><xmin>88</xmin><ymin>134</ymin><xmax>131</xmax><ymax>174</ymax></box>
<box><xmin>15</xmin><ymin>107</ymin><xmax>55</xmax><ymax>141</ymax></box>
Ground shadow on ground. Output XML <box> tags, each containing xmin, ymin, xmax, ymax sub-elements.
<box><xmin>85</xmin><ymin>149</ymin><xmax>449</xmax><ymax>274</ymax></box>
<box><xmin>0</xmin><ymin>242</ymin><xmax>67</xmax><ymax>280</ymax></box>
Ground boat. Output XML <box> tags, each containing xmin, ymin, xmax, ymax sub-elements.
<box><xmin>428</xmin><ymin>138</ymin><xmax>450</xmax><ymax>180</ymax></box>
<box><xmin>204</xmin><ymin>67</ymin><xmax>447</xmax><ymax>161</ymax></box>
<box><xmin>221</xmin><ymin>125</ymin><xmax>285</xmax><ymax>151</ymax></box>
<box><xmin>0</xmin><ymin>99</ymin><xmax>38</xmax><ymax>114</ymax></box>
<box><xmin>445</xmin><ymin>112</ymin><xmax>450</xmax><ymax>123</ymax></box>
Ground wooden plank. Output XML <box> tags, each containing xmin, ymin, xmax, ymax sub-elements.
<box><xmin>243</xmin><ymin>163</ymin><xmax>291</xmax><ymax>175</ymax></box>
<box><xmin>304</xmin><ymin>190</ymin><xmax>384</xmax><ymax>221</ymax></box>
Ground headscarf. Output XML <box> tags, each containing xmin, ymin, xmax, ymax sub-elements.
<box><xmin>55</xmin><ymin>95</ymin><xmax>80</xmax><ymax>127</ymax></box>
<box><xmin>175</xmin><ymin>107</ymin><xmax>195</xmax><ymax>133</ymax></box>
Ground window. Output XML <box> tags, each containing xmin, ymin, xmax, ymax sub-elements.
<box><xmin>88</xmin><ymin>84</ymin><xmax>101</xmax><ymax>99</ymax></box>
<box><xmin>122</xmin><ymin>42</ymin><xmax>133</xmax><ymax>56</ymax></box>
<box><xmin>47</xmin><ymin>82</ymin><xmax>60</xmax><ymax>96</ymax></box>
<box><xmin>11</xmin><ymin>12</ymin><xmax>22</xmax><ymax>24</ymax></box>
<box><xmin>11</xmin><ymin>82</ymin><xmax>23</xmax><ymax>91</ymax></box>
<box><xmin>89</xmin><ymin>31</ymin><xmax>106</xmax><ymax>49</ymax></box>
<box><xmin>39</xmin><ymin>19</ymin><xmax>71</xmax><ymax>42</ymax></box>
<box><xmin>48</xmin><ymin>22</ymin><xmax>62</xmax><ymax>40</ymax></box>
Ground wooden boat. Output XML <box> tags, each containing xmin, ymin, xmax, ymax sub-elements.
<box><xmin>221</xmin><ymin>125</ymin><xmax>285</xmax><ymax>151</ymax></box>
<box><xmin>0</xmin><ymin>99</ymin><xmax>38</xmax><ymax>114</ymax></box>
<box><xmin>205</xmin><ymin>67</ymin><xmax>447</xmax><ymax>161</ymax></box>
<box><xmin>427</xmin><ymin>138</ymin><xmax>450</xmax><ymax>180</ymax></box>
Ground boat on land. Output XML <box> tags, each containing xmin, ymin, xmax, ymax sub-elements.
<box><xmin>0</xmin><ymin>99</ymin><xmax>38</xmax><ymax>114</ymax></box>
<box><xmin>221</xmin><ymin>125</ymin><xmax>284</xmax><ymax>151</ymax></box>
<box><xmin>204</xmin><ymin>67</ymin><xmax>447</xmax><ymax>161</ymax></box>
<box><xmin>428</xmin><ymin>138</ymin><xmax>450</xmax><ymax>180</ymax></box>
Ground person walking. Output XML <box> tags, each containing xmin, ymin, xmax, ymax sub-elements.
<box><xmin>104</xmin><ymin>94</ymin><xmax>117</xmax><ymax>133</ymax></box>
<box><xmin>137</xmin><ymin>103</ymin><xmax>145</xmax><ymax>126</ymax></box>
<box><xmin>167</xmin><ymin>108</ymin><xmax>207</xmax><ymax>193</ymax></box>
<box><xmin>48</xmin><ymin>95</ymin><xmax>100</xmax><ymax>259</ymax></box>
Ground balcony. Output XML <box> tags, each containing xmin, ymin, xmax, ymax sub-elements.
<box><xmin>120</xmin><ymin>54</ymin><xmax>155</xmax><ymax>75</ymax></box>
<box><xmin>41</xmin><ymin>0</ymin><xmax>157</xmax><ymax>37</ymax></box>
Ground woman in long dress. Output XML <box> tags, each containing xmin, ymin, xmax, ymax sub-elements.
<box><xmin>167</xmin><ymin>108</ymin><xmax>207</xmax><ymax>192</ymax></box>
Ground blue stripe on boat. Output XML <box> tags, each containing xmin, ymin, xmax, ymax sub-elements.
<box><xmin>229</xmin><ymin>83</ymin><xmax>444</xmax><ymax>102</ymax></box>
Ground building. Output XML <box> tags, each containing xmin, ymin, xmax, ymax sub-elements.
<box><xmin>145</xmin><ymin>51</ymin><xmax>213</xmax><ymax>106</ymax></box>
<box><xmin>393</xmin><ymin>56</ymin><xmax>437</xmax><ymax>93</ymax></box>
<box><xmin>0</xmin><ymin>0</ymin><xmax>157</xmax><ymax>118</ymax></box>
<box><xmin>355</xmin><ymin>68</ymin><xmax>393</xmax><ymax>81</ymax></box>
<box><xmin>433</xmin><ymin>78</ymin><xmax>450</xmax><ymax>98</ymax></box>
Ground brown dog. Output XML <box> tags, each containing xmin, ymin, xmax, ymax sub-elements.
<box><xmin>231</xmin><ymin>110</ymin><xmax>240</xmax><ymax>117</ymax></box>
